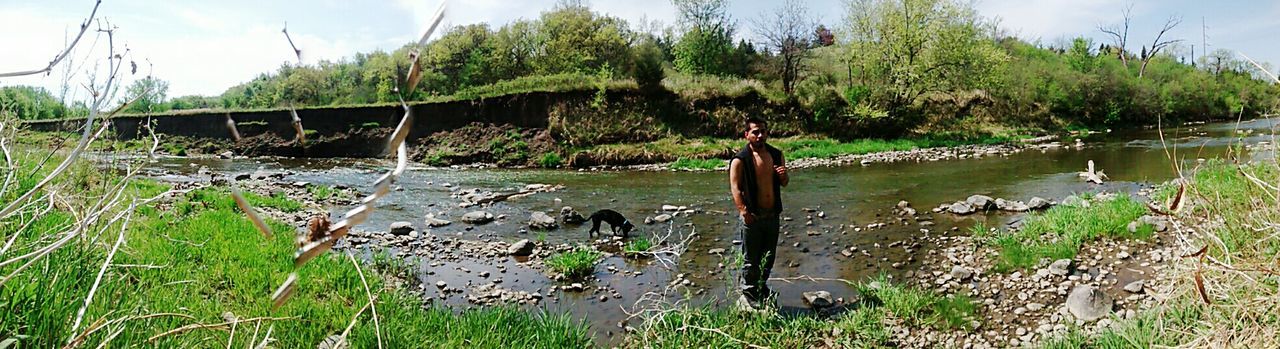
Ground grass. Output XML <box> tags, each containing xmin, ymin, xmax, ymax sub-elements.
<box><xmin>669</xmin><ymin>157</ymin><xmax>725</xmax><ymax>170</ymax></box>
<box><xmin>982</xmin><ymin>193</ymin><xmax>1149</xmax><ymax>272</ymax></box>
<box><xmin>632</xmin><ymin>274</ymin><xmax>974</xmax><ymax>348</ymax></box>
<box><xmin>307</xmin><ymin>184</ymin><xmax>336</xmax><ymax>201</ymax></box>
<box><xmin>623</xmin><ymin>235</ymin><xmax>653</xmax><ymax>256</ymax></box>
<box><xmin>0</xmin><ymin>145</ymin><xmax>593</xmax><ymax>348</ymax></box>
<box><xmin>544</xmin><ymin>247</ymin><xmax>602</xmax><ymax>279</ymax></box>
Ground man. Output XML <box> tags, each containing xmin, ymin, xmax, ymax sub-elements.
<box><xmin>729</xmin><ymin>117</ymin><xmax>788</xmax><ymax>309</ymax></box>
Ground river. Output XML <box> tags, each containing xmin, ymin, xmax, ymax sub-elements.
<box><xmin>128</xmin><ymin>118</ymin><xmax>1278</xmax><ymax>343</ymax></box>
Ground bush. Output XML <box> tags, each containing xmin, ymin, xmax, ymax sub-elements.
<box><xmin>538</xmin><ymin>152</ymin><xmax>563</xmax><ymax>168</ymax></box>
<box><xmin>633</xmin><ymin>38</ymin><xmax>666</xmax><ymax>92</ymax></box>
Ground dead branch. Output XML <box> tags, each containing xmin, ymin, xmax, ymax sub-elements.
<box><xmin>1097</xmin><ymin>4</ymin><xmax>1133</xmax><ymax>67</ymax></box>
<box><xmin>0</xmin><ymin>0</ymin><xmax>102</xmax><ymax>77</ymax></box>
<box><xmin>1139</xmin><ymin>16</ymin><xmax>1183</xmax><ymax>78</ymax></box>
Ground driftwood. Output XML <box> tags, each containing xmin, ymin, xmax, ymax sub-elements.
<box><xmin>1079</xmin><ymin>160</ymin><xmax>1108</xmax><ymax>184</ymax></box>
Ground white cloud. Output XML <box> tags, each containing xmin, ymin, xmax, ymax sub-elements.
<box><xmin>977</xmin><ymin>0</ymin><xmax>1120</xmax><ymax>43</ymax></box>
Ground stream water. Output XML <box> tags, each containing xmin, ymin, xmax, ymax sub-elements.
<box><xmin>129</xmin><ymin>118</ymin><xmax>1279</xmax><ymax>343</ymax></box>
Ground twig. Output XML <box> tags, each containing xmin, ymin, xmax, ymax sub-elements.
<box><xmin>0</xmin><ymin>0</ymin><xmax>102</xmax><ymax>77</ymax></box>
<box><xmin>67</xmin><ymin>201</ymin><xmax>135</xmax><ymax>343</ymax></box>
<box><xmin>348</xmin><ymin>254</ymin><xmax>383</xmax><ymax>349</ymax></box>
<box><xmin>146</xmin><ymin>316</ymin><xmax>296</xmax><ymax>342</ymax></box>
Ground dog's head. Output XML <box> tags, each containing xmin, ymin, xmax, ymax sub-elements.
<box><xmin>621</xmin><ymin>221</ymin><xmax>635</xmax><ymax>235</ymax></box>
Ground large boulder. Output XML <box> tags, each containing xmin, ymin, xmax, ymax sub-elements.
<box><xmin>389</xmin><ymin>221</ymin><xmax>415</xmax><ymax>236</ymax></box>
<box><xmin>802</xmin><ymin>290</ymin><xmax>834</xmax><ymax>308</ymax></box>
<box><xmin>948</xmin><ymin>201</ymin><xmax>976</xmax><ymax>215</ymax></box>
<box><xmin>462</xmin><ymin>211</ymin><xmax>495</xmax><ymax>225</ymax></box>
<box><xmin>529</xmin><ymin>212</ymin><xmax>559</xmax><ymax>231</ymax></box>
<box><xmin>653</xmin><ymin>214</ymin><xmax>673</xmax><ymax>223</ymax></box>
<box><xmin>1066</xmin><ymin>285</ymin><xmax>1113</xmax><ymax>321</ymax></box>
<box><xmin>508</xmin><ymin>239</ymin><xmax>535</xmax><ymax>256</ymax></box>
<box><xmin>966</xmin><ymin>195</ymin><xmax>996</xmax><ymax>211</ymax></box>
<box><xmin>1060</xmin><ymin>195</ymin><xmax>1088</xmax><ymax>207</ymax></box>
<box><xmin>560</xmin><ymin>206</ymin><xmax>587</xmax><ymax>224</ymax></box>
<box><xmin>950</xmin><ymin>265</ymin><xmax>973</xmax><ymax>281</ymax></box>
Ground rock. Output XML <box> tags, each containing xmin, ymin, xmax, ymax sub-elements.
<box><xmin>644</xmin><ymin>216</ymin><xmax>654</xmax><ymax>225</ymax></box>
<box><xmin>217</xmin><ymin>150</ymin><xmax>235</xmax><ymax>159</ymax></box>
<box><xmin>317</xmin><ymin>334</ymin><xmax>349</xmax><ymax>349</ymax></box>
<box><xmin>1026</xmin><ymin>302</ymin><xmax>1045</xmax><ymax>311</ymax></box>
<box><xmin>995</xmin><ymin>198</ymin><xmax>1030</xmax><ymax>212</ymax></box>
<box><xmin>1028</xmin><ymin>197</ymin><xmax>1052</xmax><ymax>210</ymax></box>
<box><xmin>1066</xmin><ymin>285</ymin><xmax>1113</xmax><ymax>321</ymax></box>
<box><xmin>1061</xmin><ymin>195</ymin><xmax>1087</xmax><ymax>207</ymax></box>
<box><xmin>896</xmin><ymin>200</ymin><xmax>912</xmax><ymax>209</ymax></box>
<box><xmin>662</xmin><ymin>205</ymin><xmax>680</xmax><ymax>211</ymax></box>
<box><xmin>389</xmin><ymin>221</ymin><xmax>415</xmax><ymax>236</ymax></box>
<box><xmin>950</xmin><ymin>266</ymin><xmax>973</xmax><ymax>281</ymax></box>
<box><xmin>1123</xmin><ymin>280</ymin><xmax>1145</xmax><ymax>293</ymax></box>
<box><xmin>966</xmin><ymin>195</ymin><xmax>996</xmax><ymax>210</ymax></box>
<box><xmin>424</xmin><ymin>215</ymin><xmax>452</xmax><ymax>228</ymax></box>
<box><xmin>708</xmin><ymin>248</ymin><xmax>726</xmax><ymax>255</ymax></box>
<box><xmin>560</xmin><ymin>206</ymin><xmax>587</xmax><ymax>224</ymax></box>
<box><xmin>529</xmin><ymin>212</ymin><xmax>559</xmax><ymax>231</ymax></box>
<box><xmin>234</xmin><ymin>173</ymin><xmax>251</xmax><ymax>181</ymax></box>
<box><xmin>1048</xmin><ymin>259</ymin><xmax>1073</xmax><ymax>276</ymax></box>
<box><xmin>653</xmin><ymin>214</ymin><xmax>673</xmax><ymax>223</ymax></box>
<box><xmin>802</xmin><ymin>290</ymin><xmax>834</xmax><ymax>308</ymax></box>
<box><xmin>461</xmin><ymin>211</ymin><xmax>495</xmax><ymax>225</ymax></box>
<box><xmin>436</xmin><ymin>281</ymin><xmax>447</xmax><ymax>289</ymax></box>
<box><xmin>948</xmin><ymin>201</ymin><xmax>976</xmax><ymax>215</ymax></box>
<box><xmin>508</xmin><ymin>239</ymin><xmax>535</xmax><ymax>256</ymax></box>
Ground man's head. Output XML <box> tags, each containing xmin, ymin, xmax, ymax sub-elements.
<box><xmin>744</xmin><ymin>117</ymin><xmax>768</xmax><ymax>147</ymax></box>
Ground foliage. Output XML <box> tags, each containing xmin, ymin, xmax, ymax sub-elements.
<box><xmin>671</xmin><ymin>0</ymin><xmax>739</xmax><ymax>77</ymax></box>
<box><xmin>0</xmin><ymin>86</ymin><xmax>67</xmax><ymax>120</ymax></box>
<box><xmin>122</xmin><ymin>76</ymin><xmax>170</xmax><ymax>113</ymax></box>
<box><xmin>632</xmin><ymin>37</ymin><xmax>667</xmax><ymax>92</ymax></box>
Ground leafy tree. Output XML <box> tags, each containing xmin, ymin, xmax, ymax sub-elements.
<box><xmin>672</xmin><ymin>0</ymin><xmax>737</xmax><ymax>76</ymax></box>
<box><xmin>122</xmin><ymin>76</ymin><xmax>170</xmax><ymax>113</ymax></box>
<box><xmin>0</xmin><ymin>86</ymin><xmax>65</xmax><ymax>120</ymax></box>
<box><xmin>844</xmin><ymin>0</ymin><xmax>1006</xmax><ymax>112</ymax></box>
<box><xmin>532</xmin><ymin>3</ymin><xmax>634</xmax><ymax>75</ymax></box>
<box><xmin>632</xmin><ymin>37</ymin><xmax>666</xmax><ymax>92</ymax></box>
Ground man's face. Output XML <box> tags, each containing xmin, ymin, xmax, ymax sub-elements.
<box><xmin>745</xmin><ymin>122</ymin><xmax>768</xmax><ymax>145</ymax></box>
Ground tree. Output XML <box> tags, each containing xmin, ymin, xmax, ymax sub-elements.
<box><xmin>814</xmin><ymin>24</ymin><xmax>835</xmax><ymax>47</ymax></box>
<box><xmin>0</xmin><ymin>86</ymin><xmax>66</xmax><ymax>120</ymax></box>
<box><xmin>844</xmin><ymin>0</ymin><xmax>1007</xmax><ymax>112</ymax></box>
<box><xmin>672</xmin><ymin>0</ymin><xmax>738</xmax><ymax>76</ymax></box>
<box><xmin>122</xmin><ymin>76</ymin><xmax>169</xmax><ymax>113</ymax></box>
<box><xmin>532</xmin><ymin>3</ymin><xmax>634</xmax><ymax>75</ymax></box>
<box><xmin>1066</xmin><ymin>37</ymin><xmax>1096</xmax><ymax>73</ymax></box>
<box><xmin>632</xmin><ymin>37</ymin><xmax>666</xmax><ymax>92</ymax></box>
<box><xmin>1138</xmin><ymin>16</ymin><xmax>1182</xmax><ymax>78</ymax></box>
<box><xmin>1098</xmin><ymin>4</ymin><xmax>1133</xmax><ymax>67</ymax></box>
<box><xmin>753</xmin><ymin>0</ymin><xmax>815</xmax><ymax>95</ymax></box>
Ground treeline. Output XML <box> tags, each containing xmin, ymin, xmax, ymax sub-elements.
<box><xmin>3</xmin><ymin>0</ymin><xmax>1277</xmax><ymax>134</ymax></box>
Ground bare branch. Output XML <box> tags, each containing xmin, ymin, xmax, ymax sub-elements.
<box><xmin>1097</xmin><ymin>3</ymin><xmax>1133</xmax><ymax>67</ymax></box>
<box><xmin>1139</xmin><ymin>15</ymin><xmax>1183</xmax><ymax>78</ymax></box>
<box><xmin>0</xmin><ymin>0</ymin><xmax>102</xmax><ymax>78</ymax></box>
<box><xmin>281</xmin><ymin>22</ymin><xmax>303</xmax><ymax>63</ymax></box>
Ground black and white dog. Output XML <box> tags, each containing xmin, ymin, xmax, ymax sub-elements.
<box><xmin>587</xmin><ymin>209</ymin><xmax>634</xmax><ymax>238</ymax></box>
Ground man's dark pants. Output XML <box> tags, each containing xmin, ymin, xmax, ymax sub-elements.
<box><xmin>740</xmin><ymin>214</ymin><xmax>780</xmax><ymax>301</ymax></box>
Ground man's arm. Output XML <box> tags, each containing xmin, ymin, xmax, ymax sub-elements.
<box><xmin>729</xmin><ymin>158</ymin><xmax>754</xmax><ymax>224</ymax></box>
<box><xmin>775</xmin><ymin>154</ymin><xmax>789</xmax><ymax>187</ymax></box>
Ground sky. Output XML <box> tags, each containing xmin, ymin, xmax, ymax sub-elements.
<box><xmin>1</xmin><ymin>0</ymin><xmax>1277</xmax><ymax>102</ymax></box>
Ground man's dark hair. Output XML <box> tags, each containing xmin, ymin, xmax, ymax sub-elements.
<box><xmin>745</xmin><ymin>117</ymin><xmax>767</xmax><ymax>130</ymax></box>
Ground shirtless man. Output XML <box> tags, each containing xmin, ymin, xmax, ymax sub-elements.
<box><xmin>729</xmin><ymin>117</ymin><xmax>789</xmax><ymax>308</ymax></box>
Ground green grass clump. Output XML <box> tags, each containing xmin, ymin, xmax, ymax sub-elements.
<box><xmin>986</xmin><ymin>194</ymin><xmax>1148</xmax><ymax>272</ymax></box>
<box><xmin>856</xmin><ymin>274</ymin><xmax>977</xmax><ymax>330</ymax></box>
<box><xmin>545</xmin><ymin>247</ymin><xmax>602</xmax><ymax>279</ymax></box>
<box><xmin>308</xmin><ymin>184</ymin><xmax>336</xmax><ymax>201</ymax></box>
<box><xmin>623</xmin><ymin>235</ymin><xmax>653</xmax><ymax>256</ymax></box>
<box><xmin>670</xmin><ymin>157</ymin><xmax>725</xmax><ymax>170</ymax></box>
